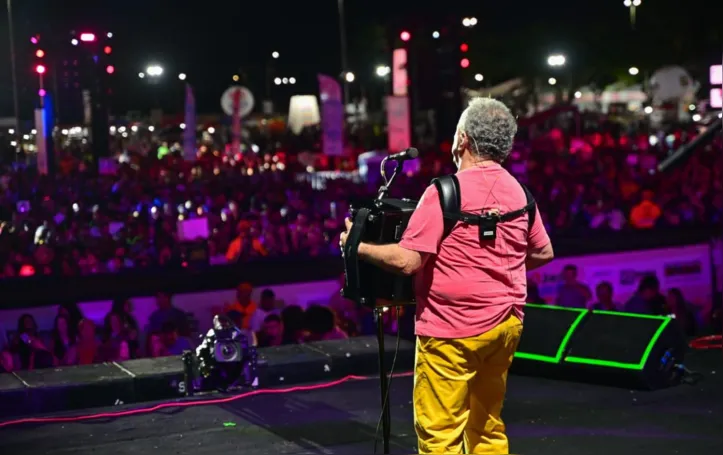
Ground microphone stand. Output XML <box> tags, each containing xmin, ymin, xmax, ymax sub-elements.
<box><xmin>376</xmin><ymin>157</ymin><xmax>402</xmax><ymax>201</ymax></box>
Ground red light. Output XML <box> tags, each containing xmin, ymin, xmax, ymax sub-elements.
<box><xmin>460</xmin><ymin>58</ymin><xmax>470</xmax><ymax>68</ymax></box>
<box><xmin>80</xmin><ymin>33</ymin><xmax>96</xmax><ymax>42</ymax></box>
<box><xmin>460</xmin><ymin>43</ymin><xmax>469</xmax><ymax>52</ymax></box>
<box><xmin>104</xmin><ymin>46</ymin><xmax>112</xmax><ymax>54</ymax></box>
<box><xmin>35</xmin><ymin>64</ymin><xmax>46</xmax><ymax>74</ymax></box>
<box><xmin>106</xmin><ymin>65</ymin><xmax>115</xmax><ymax>74</ymax></box>
<box><xmin>35</xmin><ymin>49</ymin><xmax>45</xmax><ymax>58</ymax></box>
<box><xmin>400</xmin><ymin>31</ymin><xmax>411</xmax><ymax>42</ymax></box>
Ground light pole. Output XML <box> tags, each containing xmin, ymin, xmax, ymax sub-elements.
<box><xmin>623</xmin><ymin>0</ymin><xmax>642</xmax><ymax>29</ymax></box>
<box><xmin>337</xmin><ymin>0</ymin><xmax>350</xmax><ymax>105</ymax></box>
<box><xmin>7</xmin><ymin>0</ymin><xmax>20</xmax><ymax>155</ymax></box>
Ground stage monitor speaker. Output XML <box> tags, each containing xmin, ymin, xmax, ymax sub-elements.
<box><xmin>563</xmin><ymin>310</ymin><xmax>686</xmax><ymax>390</ymax></box>
<box><xmin>510</xmin><ymin>304</ymin><xmax>588</xmax><ymax>378</ymax></box>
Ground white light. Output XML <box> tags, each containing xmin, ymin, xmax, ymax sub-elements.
<box><xmin>207</xmin><ymin>127</ymin><xmax>215</xmax><ymax>134</ymax></box>
<box><xmin>474</xmin><ymin>73</ymin><xmax>484</xmax><ymax>82</ymax></box>
<box><xmin>138</xmin><ymin>72</ymin><xmax>145</xmax><ymax>78</ymax></box>
<box><xmin>574</xmin><ymin>91</ymin><xmax>582</xmax><ymax>99</ymax></box>
<box><xmin>272</xmin><ymin>51</ymin><xmax>279</xmax><ymax>59</ymax></box>
<box><xmin>624</xmin><ymin>0</ymin><xmax>632</xmax><ymax>6</ymax></box>
<box><xmin>719</xmin><ymin>113</ymin><xmax>722</xmax><ymax>118</ymax></box>
<box><xmin>628</xmin><ymin>66</ymin><xmax>639</xmax><ymax>76</ymax></box>
<box><xmin>632</xmin><ymin>0</ymin><xmax>641</xmax><ymax>6</ymax></box>
<box><xmin>469</xmin><ymin>17</ymin><xmax>478</xmax><ymax>26</ymax></box>
<box><xmin>688</xmin><ymin>104</ymin><xmax>696</xmax><ymax>111</ymax></box>
<box><xmin>282</xmin><ymin>77</ymin><xmax>288</xmax><ymax>84</ymax></box>
<box><xmin>462</xmin><ymin>18</ymin><xmax>471</xmax><ymax>27</ymax></box>
<box><xmin>178</xmin><ymin>73</ymin><xmax>187</xmax><ymax>81</ymax></box>
<box><xmin>345</xmin><ymin>72</ymin><xmax>355</xmax><ymax>83</ymax></box>
<box><xmin>148</xmin><ymin>126</ymin><xmax>155</xmax><ymax>132</ymax></box>
<box><xmin>644</xmin><ymin>106</ymin><xmax>653</xmax><ymax>114</ymax></box>
<box><xmin>110</xmin><ymin>126</ymin><xmax>116</xmax><ymax>133</ymax></box>
<box><xmin>146</xmin><ymin>65</ymin><xmax>163</xmax><ymax>77</ymax></box>
<box><xmin>548</xmin><ymin>77</ymin><xmax>557</xmax><ymax>85</ymax></box>
<box><xmin>289</xmin><ymin>77</ymin><xmax>296</xmax><ymax>84</ymax></box>
<box><xmin>180</xmin><ymin>123</ymin><xmax>186</xmax><ymax>129</ymax></box>
<box><xmin>107</xmin><ymin>32</ymin><xmax>113</xmax><ymax>38</ymax></box>
<box><xmin>118</xmin><ymin>126</ymin><xmax>126</xmax><ymax>133</ymax></box>
<box><xmin>547</xmin><ymin>54</ymin><xmax>566</xmax><ymax>67</ymax></box>
<box><xmin>61</xmin><ymin>129</ymin><xmax>68</xmax><ymax>135</ymax></box>
<box><xmin>274</xmin><ymin>77</ymin><xmax>281</xmax><ymax>85</ymax></box>
<box><xmin>649</xmin><ymin>135</ymin><xmax>658</xmax><ymax>146</ymax></box>
<box><xmin>10</xmin><ymin>141</ymin><xmax>17</xmax><ymax>147</ymax></box>
<box><xmin>432</xmin><ymin>31</ymin><xmax>440</xmax><ymax>39</ymax></box>
<box><xmin>23</xmin><ymin>134</ymin><xmax>29</xmax><ymax>140</ymax></box>
<box><xmin>31</xmin><ymin>129</ymin><xmax>36</xmax><ymax>134</ymax></box>
<box><xmin>376</xmin><ymin>65</ymin><xmax>391</xmax><ymax>77</ymax></box>
<box><xmin>251</xmin><ymin>144</ymin><xmax>260</xmax><ymax>153</ymax></box>
<box><xmin>122</xmin><ymin>132</ymin><xmax>128</xmax><ymax>138</ymax></box>
<box><xmin>71</xmin><ymin>38</ymin><xmax>78</xmax><ymax>46</ymax></box>
<box><xmin>8</xmin><ymin>129</ymin><xmax>14</xmax><ymax>134</ymax></box>
<box><xmin>691</xmin><ymin>114</ymin><xmax>701</xmax><ymax>122</ymax></box>
<box><xmin>131</xmin><ymin>125</ymin><xmax>138</xmax><ymax>132</ymax></box>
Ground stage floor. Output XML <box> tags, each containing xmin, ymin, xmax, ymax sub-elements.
<box><xmin>1</xmin><ymin>350</ymin><xmax>721</xmax><ymax>455</ymax></box>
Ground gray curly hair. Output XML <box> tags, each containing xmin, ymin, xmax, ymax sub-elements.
<box><xmin>457</xmin><ymin>97</ymin><xmax>517</xmax><ymax>163</ymax></box>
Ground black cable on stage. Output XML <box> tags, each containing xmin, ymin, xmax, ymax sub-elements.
<box><xmin>373</xmin><ymin>308</ymin><xmax>402</xmax><ymax>454</ymax></box>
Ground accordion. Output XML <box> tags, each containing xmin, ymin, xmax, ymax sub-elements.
<box><xmin>342</xmin><ymin>197</ymin><xmax>417</xmax><ymax>308</ymax></box>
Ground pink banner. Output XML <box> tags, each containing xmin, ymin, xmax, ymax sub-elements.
<box><xmin>318</xmin><ymin>74</ymin><xmax>344</xmax><ymax>156</ymax></box>
<box><xmin>386</xmin><ymin>96</ymin><xmax>411</xmax><ymax>152</ymax></box>
<box><xmin>392</xmin><ymin>49</ymin><xmax>408</xmax><ymax>97</ymax></box>
<box><xmin>183</xmin><ymin>84</ymin><xmax>196</xmax><ymax>161</ymax></box>
<box><xmin>231</xmin><ymin>88</ymin><xmax>242</xmax><ymax>155</ymax></box>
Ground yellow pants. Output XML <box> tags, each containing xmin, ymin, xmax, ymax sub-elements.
<box><xmin>413</xmin><ymin>315</ymin><xmax>523</xmax><ymax>454</ymax></box>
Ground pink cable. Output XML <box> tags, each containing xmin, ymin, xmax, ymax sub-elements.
<box><xmin>0</xmin><ymin>371</ymin><xmax>413</xmax><ymax>428</ymax></box>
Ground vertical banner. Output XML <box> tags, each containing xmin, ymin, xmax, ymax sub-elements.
<box><xmin>386</xmin><ymin>96</ymin><xmax>411</xmax><ymax>152</ymax></box>
<box><xmin>34</xmin><ymin>108</ymin><xmax>48</xmax><ymax>175</ymax></box>
<box><xmin>392</xmin><ymin>49</ymin><xmax>408</xmax><ymax>97</ymax></box>
<box><xmin>318</xmin><ymin>74</ymin><xmax>344</xmax><ymax>156</ymax></box>
<box><xmin>231</xmin><ymin>89</ymin><xmax>242</xmax><ymax>156</ymax></box>
<box><xmin>183</xmin><ymin>84</ymin><xmax>197</xmax><ymax>161</ymax></box>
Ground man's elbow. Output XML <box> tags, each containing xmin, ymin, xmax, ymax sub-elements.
<box><xmin>539</xmin><ymin>243</ymin><xmax>555</xmax><ymax>264</ymax></box>
<box><xmin>399</xmin><ymin>251</ymin><xmax>423</xmax><ymax>276</ymax></box>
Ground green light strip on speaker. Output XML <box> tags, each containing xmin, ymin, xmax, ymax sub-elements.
<box><xmin>564</xmin><ymin>314</ymin><xmax>672</xmax><ymax>370</ymax></box>
<box><xmin>514</xmin><ymin>304</ymin><xmax>588</xmax><ymax>364</ymax></box>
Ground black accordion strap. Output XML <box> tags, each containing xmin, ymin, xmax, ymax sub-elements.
<box><xmin>343</xmin><ymin>208</ymin><xmax>371</xmax><ymax>303</ymax></box>
<box><xmin>432</xmin><ymin>175</ymin><xmax>461</xmax><ymax>238</ymax></box>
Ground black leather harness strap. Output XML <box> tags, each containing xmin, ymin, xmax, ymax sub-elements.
<box><xmin>432</xmin><ymin>174</ymin><xmax>536</xmax><ymax>239</ymax></box>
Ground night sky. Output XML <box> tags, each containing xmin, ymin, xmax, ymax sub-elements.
<box><xmin>0</xmin><ymin>0</ymin><xmax>721</xmax><ymax>118</ymax></box>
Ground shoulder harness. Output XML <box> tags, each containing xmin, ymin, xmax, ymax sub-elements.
<box><xmin>431</xmin><ymin>174</ymin><xmax>537</xmax><ymax>241</ymax></box>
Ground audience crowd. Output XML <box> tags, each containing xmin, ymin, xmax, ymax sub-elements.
<box><xmin>0</xmin><ymin>123</ymin><xmax>722</xmax><ymax>279</ymax></box>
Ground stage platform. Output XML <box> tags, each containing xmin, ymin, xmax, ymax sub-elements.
<box><xmin>0</xmin><ymin>350</ymin><xmax>720</xmax><ymax>455</ymax></box>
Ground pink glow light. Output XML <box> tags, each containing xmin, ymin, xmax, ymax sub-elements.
<box><xmin>38</xmin><ymin>89</ymin><xmax>46</xmax><ymax>97</ymax></box>
<box><xmin>80</xmin><ymin>33</ymin><xmax>96</xmax><ymax>42</ymax></box>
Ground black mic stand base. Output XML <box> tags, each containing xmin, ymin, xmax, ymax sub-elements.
<box><xmin>375</xmin><ymin>306</ymin><xmax>392</xmax><ymax>454</ymax></box>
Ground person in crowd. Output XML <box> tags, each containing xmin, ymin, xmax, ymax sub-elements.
<box><xmin>0</xmin><ymin>349</ymin><xmax>14</xmax><ymax>373</ymax></box>
<box><xmin>9</xmin><ymin>314</ymin><xmax>54</xmax><ymax>370</ymax></box>
<box><xmin>111</xmin><ymin>297</ymin><xmax>140</xmax><ymax>358</ymax></box>
<box><xmin>0</xmin><ymin>325</ymin><xmax>7</xmax><ymax>352</ymax></box>
<box><xmin>329</xmin><ymin>273</ymin><xmax>360</xmax><ymax>336</ymax></box>
<box><xmin>147</xmin><ymin>333</ymin><xmax>167</xmax><ymax>358</ymax></box>
<box><xmin>304</xmin><ymin>305</ymin><xmax>348</xmax><ymax>342</ymax></box>
<box><xmin>623</xmin><ymin>275</ymin><xmax>667</xmax><ymax>315</ymax></box>
<box><xmin>257</xmin><ymin>314</ymin><xmax>284</xmax><ymax>347</ymax></box>
<box><xmin>76</xmin><ymin>319</ymin><xmax>99</xmax><ymax>365</ymax></box>
<box><xmin>629</xmin><ymin>190</ymin><xmax>662</xmax><ymax>229</ymax></box>
<box><xmin>589</xmin><ymin>281</ymin><xmax>618</xmax><ymax>311</ymax></box>
<box><xmin>220</xmin><ymin>283</ymin><xmax>257</xmax><ymax>330</ymax></box>
<box><xmin>58</xmin><ymin>301</ymin><xmax>84</xmax><ymax>332</ymax></box>
<box><xmin>249</xmin><ymin>289</ymin><xmax>279</xmax><ymax>333</ymax></box>
<box><xmin>149</xmin><ymin>291</ymin><xmax>189</xmax><ymax>336</ymax></box>
<box><xmin>527</xmin><ymin>279</ymin><xmax>543</xmax><ymax>304</ymax></box>
<box><xmin>99</xmin><ymin>312</ymin><xmax>131</xmax><ymax>362</ymax></box>
<box><xmin>51</xmin><ymin>314</ymin><xmax>78</xmax><ymax>366</ymax></box>
<box><xmin>280</xmin><ymin>305</ymin><xmax>307</xmax><ymax>344</ymax></box>
<box><xmin>161</xmin><ymin>322</ymin><xmax>194</xmax><ymax>355</ymax></box>
<box><xmin>555</xmin><ymin>265</ymin><xmax>592</xmax><ymax>308</ymax></box>
<box><xmin>665</xmin><ymin>288</ymin><xmax>696</xmax><ymax>336</ymax></box>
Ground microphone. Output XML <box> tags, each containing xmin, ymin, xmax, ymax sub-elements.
<box><xmin>386</xmin><ymin>147</ymin><xmax>419</xmax><ymax>162</ymax></box>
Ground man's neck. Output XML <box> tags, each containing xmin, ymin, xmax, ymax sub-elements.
<box><xmin>457</xmin><ymin>153</ymin><xmax>496</xmax><ymax>172</ymax></box>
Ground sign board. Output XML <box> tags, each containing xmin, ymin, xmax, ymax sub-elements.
<box><xmin>221</xmin><ymin>86</ymin><xmax>254</xmax><ymax>117</ymax></box>
<box><xmin>34</xmin><ymin>109</ymin><xmax>48</xmax><ymax>175</ymax></box>
<box><xmin>392</xmin><ymin>48</ymin><xmax>408</xmax><ymax>97</ymax></box>
<box><xmin>710</xmin><ymin>64</ymin><xmax>722</xmax><ymax>85</ymax></box>
<box><xmin>711</xmin><ymin>88</ymin><xmax>722</xmax><ymax>109</ymax></box>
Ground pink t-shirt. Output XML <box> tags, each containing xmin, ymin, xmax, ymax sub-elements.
<box><xmin>399</xmin><ymin>163</ymin><xmax>550</xmax><ymax>339</ymax></box>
